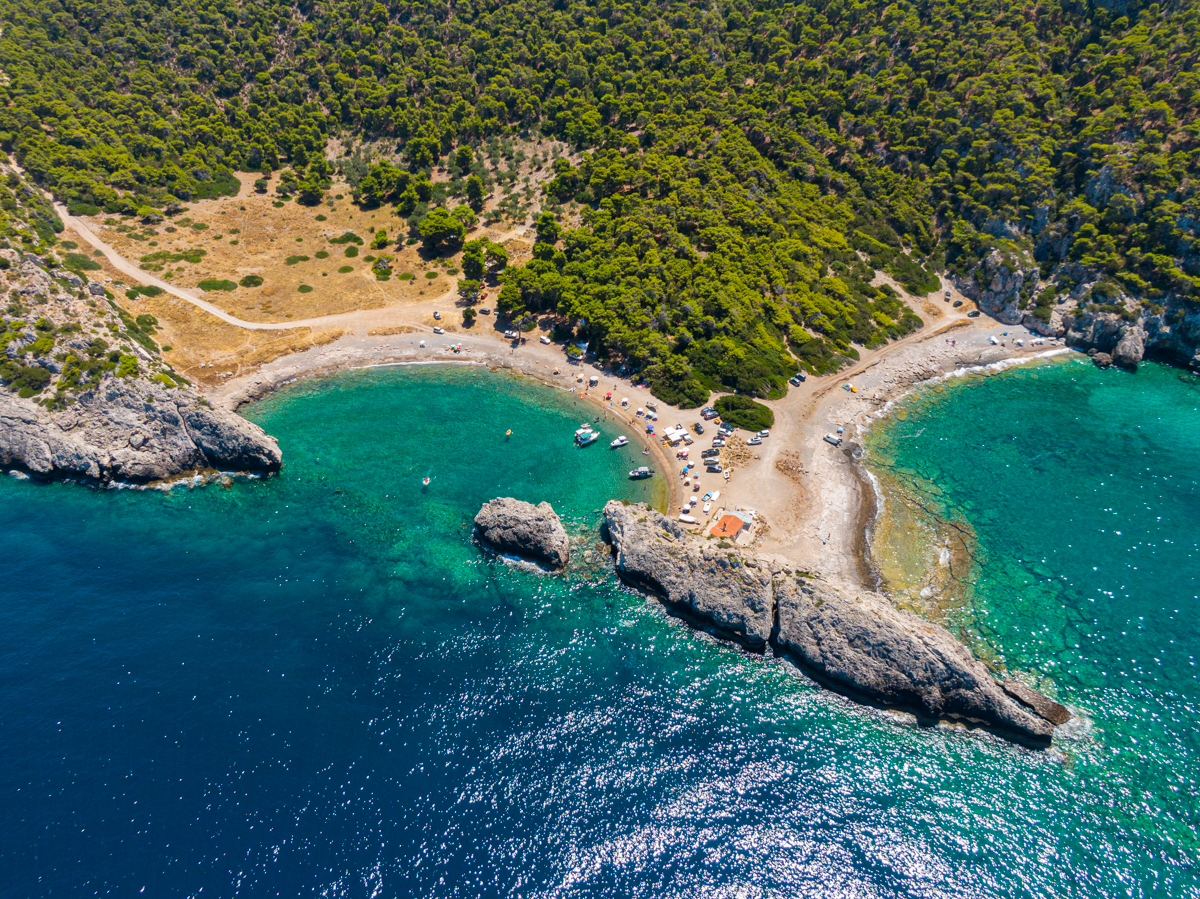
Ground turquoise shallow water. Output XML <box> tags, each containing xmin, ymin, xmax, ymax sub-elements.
<box><xmin>1</xmin><ymin>362</ymin><xmax>1198</xmax><ymax>896</ymax></box>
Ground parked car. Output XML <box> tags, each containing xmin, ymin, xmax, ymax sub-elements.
<box><xmin>789</xmin><ymin>371</ymin><xmax>806</xmax><ymax>385</ymax></box>
<box><xmin>824</xmin><ymin>433</ymin><xmax>843</xmax><ymax>447</ymax></box>
<box><xmin>479</xmin><ymin>308</ymin><xmax>491</xmax><ymax>314</ymax></box>
<box><xmin>711</xmin><ymin>438</ymin><xmax>726</xmax><ymax>448</ymax></box>
<box><xmin>540</xmin><ymin>335</ymin><xmax>551</xmax><ymax>344</ymax></box>
<box><xmin>967</xmin><ymin>310</ymin><xmax>981</xmax><ymax>318</ymax></box>
<box><xmin>747</xmin><ymin>437</ymin><xmax>762</xmax><ymax>446</ymax></box>
<box><xmin>693</xmin><ymin>422</ymin><xmax>705</xmax><ymax>434</ymax></box>
<box><xmin>701</xmin><ymin>407</ymin><xmax>719</xmax><ymax>420</ymax></box>
<box><xmin>504</xmin><ymin>330</ymin><xmax>518</xmax><ymax>339</ymax></box>
<box><xmin>433</xmin><ymin>311</ymin><xmax>441</xmax><ymax>319</ymax></box>
<box><xmin>706</xmin><ymin>463</ymin><xmax>723</xmax><ymax>473</ymax></box>
<box><xmin>758</xmin><ymin>430</ymin><xmax>770</xmax><ymax>438</ymax></box>
<box><xmin>944</xmin><ymin>291</ymin><xmax>952</xmax><ymax>302</ymax></box>
<box><xmin>952</xmin><ymin>300</ymin><xmax>963</xmax><ymax>308</ymax></box>
<box><xmin>701</xmin><ymin>448</ymin><xmax>720</xmax><ymax>458</ymax></box>
<box><xmin>433</xmin><ymin>326</ymin><xmax>445</xmax><ymax>334</ymax></box>
<box><xmin>718</xmin><ymin>423</ymin><xmax>734</xmax><ymax>437</ymax></box>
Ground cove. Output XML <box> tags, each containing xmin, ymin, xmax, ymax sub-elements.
<box><xmin>0</xmin><ymin>363</ymin><xmax>1196</xmax><ymax>897</ymax></box>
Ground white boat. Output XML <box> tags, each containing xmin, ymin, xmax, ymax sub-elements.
<box><xmin>610</xmin><ymin>435</ymin><xmax>629</xmax><ymax>448</ymax></box>
<box><xmin>576</xmin><ymin>430</ymin><xmax>598</xmax><ymax>446</ymax></box>
<box><xmin>629</xmin><ymin>466</ymin><xmax>653</xmax><ymax>479</ymax></box>
<box><xmin>678</xmin><ymin>514</ymin><xmax>698</xmax><ymax>524</ymax></box>
<box><xmin>703</xmin><ymin>501</ymin><xmax>712</xmax><ymax>513</ymax></box>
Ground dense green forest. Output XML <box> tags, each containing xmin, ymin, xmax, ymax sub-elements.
<box><xmin>1</xmin><ymin>0</ymin><xmax>1197</xmax><ymax>403</ymax></box>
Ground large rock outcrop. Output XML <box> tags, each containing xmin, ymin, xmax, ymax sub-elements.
<box><xmin>773</xmin><ymin>578</ymin><xmax>1051</xmax><ymax>744</ymax></box>
<box><xmin>0</xmin><ymin>377</ymin><xmax>281</xmax><ymax>483</ymax></box>
<box><xmin>474</xmin><ymin>498</ymin><xmax>571</xmax><ymax>569</ymax></box>
<box><xmin>603</xmin><ymin>501</ymin><xmax>1062</xmax><ymax>746</ymax></box>
<box><xmin>602</xmin><ymin>499</ymin><xmax>774</xmax><ymax>646</ymax></box>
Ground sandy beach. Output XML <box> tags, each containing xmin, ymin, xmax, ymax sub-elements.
<box><xmin>213</xmin><ymin>300</ymin><xmax>1071</xmax><ymax>599</ymax></box>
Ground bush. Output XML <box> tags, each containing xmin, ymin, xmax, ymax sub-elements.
<box><xmin>337</xmin><ymin>265</ymin><xmax>353</xmax><ymax>273</ymax></box>
<box><xmin>344</xmin><ymin>245</ymin><xmax>359</xmax><ymax>258</ymax></box>
<box><xmin>714</xmin><ymin>395</ymin><xmax>774</xmax><ymax>431</ymax></box>
<box><xmin>314</xmin><ymin>250</ymin><xmax>329</xmax><ymax>259</ymax></box>
<box><xmin>284</xmin><ymin>255</ymin><xmax>309</xmax><ymax>265</ymax></box>
<box><xmin>198</xmin><ymin>279</ymin><xmax>237</xmax><ymax>291</ymax></box>
<box><xmin>424</xmin><ymin>271</ymin><xmax>438</xmax><ymax>279</ymax></box>
<box><xmin>239</xmin><ymin>275</ymin><xmax>264</xmax><ymax>288</ymax></box>
<box><xmin>398</xmin><ymin>272</ymin><xmax>414</xmax><ymax>280</ymax></box>
<box><xmin>298</xmin><ymin>284</ymin><xmax>313</xmax><ymax>293</ymax></box>
<box><xmin>328</xmin><ymin>232</ymin><xmax>363</xmax><ymax>245</ymax></box>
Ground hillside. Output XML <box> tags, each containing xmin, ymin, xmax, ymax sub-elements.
<box><xmin>1</xmin><ymin>0</ymin><xmax>1198</xmax><ymax>402</ymax></box>
<box><xmin>0</xmin><ymin>159</ymin><xmax>283</xmax><ymax>481</ymax></box>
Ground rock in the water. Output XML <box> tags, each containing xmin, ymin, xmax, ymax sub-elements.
<box><xmin>1001</xmin><ymin>679</ymin><xmax>1071</xmax><ymax>725</ymax></box>
<box><xmin>1112</xmin><ymin>327</ymin><xmax>1145</xmax><ymax>370</ymax></box>
<box><xmin>0</xmin><ymin>377</ymin><xmax>281</xmax><ymax>483</ymax></box>
<box><xmin>602</xmin><ymin>501</ymin><xmax>1059</xmax><ymax>746</ymax></box>
<box><xmin>774</xmin><ymin>578</ymin><xmax>1052</xmax><ymax>745</ymax></box>
<box><xmin>474</xmin><ymin>497</ymin><xmax>571</xmax><ymax>569</ymax></box>
<box><xmin>602</xmin><ymin>499</ymin><xmax>774</xmax><ymax>647</ymax></box>
<box><xmin>1092</xmin><ymin>352</ymin><xmax>1113</xmax><ymax>369</ymax></box>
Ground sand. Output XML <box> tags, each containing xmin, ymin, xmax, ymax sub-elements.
<box><xmin>213</xmin><ymin>297</ymin><xmax>1071</xmax><ymax>598</ymax></box>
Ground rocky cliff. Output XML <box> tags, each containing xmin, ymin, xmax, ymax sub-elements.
<box><xmin>603</xmin><ymin>501</ymin><xmax>1066</xmax><ymax>746</ymax></box>
<box><xmin>474</xmin><ymin>497</ymin><xmax>571</xmax><ymax>569</ymax></box>
<box><xmin>0</xmin><ymin>377</ymin><xmax>281</xmax><ymax>482</ymax></box>
<box><xmin>955</xmin><ymin>251</ymin><xmax>1200</xmax><ymax>372</ymax></box>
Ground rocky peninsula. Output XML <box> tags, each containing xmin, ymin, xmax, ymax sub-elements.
<box><xmin>602</xmin><ymin>500</ymin><xmax>1068</xmax><ymax>747</ymax></box>
<box><xmin>0</xmin><ymin>377</ymin><xmax>281</xmax><ymax>483</ymax></box>
<box><xmin>474</xmin><ymin>497</ymin><xmax>571</xmax><ymax>569</ymax></box>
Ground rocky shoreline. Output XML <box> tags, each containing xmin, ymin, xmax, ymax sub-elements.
<box><xmin>474</xmin><ymin>496</ymin><xmax>1069</xmax><ymax>747</ymax></box>
<box><xmin>0</xmin><ymin>377</ymin><xmax>281</xmax><ymax>484</ymax></box>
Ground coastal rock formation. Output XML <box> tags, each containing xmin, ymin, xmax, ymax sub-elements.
<box><xmin>602</xmin><ymin>499</ymin><xmax>774</xmax><ymax>646</ymax></box>
<box><xmin>603</xmin><ymin>501</ymin><xmax>1061</xmax><ymax>746</ymax></box>
<box><xmin>0</xmin><ymin>378</ymin><xmax>282</xmax><ymax>483</ymax></box>
<box><xmin>474</xmin><ymin>498</ymin><xmax>571</xmax><ymax>569</ymax></box>
<box><xmin>773</xmin><ymin>578</ymin><xmax>1051</xmax><ymax>743</ymax></box>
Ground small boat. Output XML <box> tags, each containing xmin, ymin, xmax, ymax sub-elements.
<box><xmin>703</xmin><ymin>501</ymin><xmax>712</xmax><ymax>513</ymax></box>
<box><xmin>679</xmin><ymin>514</ymin><xmax>698</xmax><ymax>524</ymax></box>
<box><xmin>576</xmin><ymin>430</ymin><xmax>599</xmax><ymax>446</ymax></box>
<box><xmin>505</xmin><ymin>429</ymin><xmax>512</xmax><ymax>436</ymax></box>
<box><xmin>610</xmin><ymin>436</ymin><xmax>629</xmax><ymax>448</ymax></box>
<box><xmin>629</xmin><ymin>466</ymin><xmax>653</xmax><ymax>479</ymax></box>
<box><xmin>422</xmin><ymin>477</ymin><xmax>431</xmax><ymax>486</ymax></box>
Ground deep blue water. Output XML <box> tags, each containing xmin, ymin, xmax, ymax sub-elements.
<box><xmin>1</xmin><ymin>362</ymin><xmax>1198</xmax><ymax>897</ymax></box>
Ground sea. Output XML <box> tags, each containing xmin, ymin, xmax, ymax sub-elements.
<box><xmin>1</xmin><ymin>360</ymin><xmax>1197</xmax><ymax>897</ymax></box>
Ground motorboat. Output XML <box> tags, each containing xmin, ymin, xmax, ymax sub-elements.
<box><xmin>610</xmin><ymin>435</ymin><xmax>629</xmax><ymax>448</ymax></box>
<box><xmin>576</xmin><ymin>430</ymin><xmax>599</xmax><ymax>446</ymax></box>
<box><xmin>629</xmin><ymin>466</ymin><xmax>653</xmax><ymax>479</ymax></box>
<box><xmin>702</xmin><ymin>501</ymin><xmax>712</xmax><ymax>514</ymax></box>
<box><xmin>679</xmin><ymin>514</ymin><xmax>697</xmax><ymax>524</ymax></box>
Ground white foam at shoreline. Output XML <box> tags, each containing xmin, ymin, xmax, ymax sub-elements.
<box><xmin>862</xmin><ymin>347</ymin><xmax>1074</xmax><ymax>433</ymax></box>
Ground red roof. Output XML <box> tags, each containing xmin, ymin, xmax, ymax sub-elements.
<box><xmin>709</xmin><ymin>514</ymin><xmax>746</xmax><ymax>538</ymax></box>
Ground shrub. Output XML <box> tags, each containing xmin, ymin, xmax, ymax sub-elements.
<box><xmin>284</xmin><ymin>255</ymin><xmax>309</xmax><ymax>265</ymax></box>
<box><xmin>315</xmin><ymin>214</ymin><xmax>327</xmax><ymax>222</ymax></box>
<box><xmin>116</xmin><ymin>354</ymin><xmax>138</xmax><ymax>377</ymax></box>
<box><xmin>398</xmin><ymin>272</ymin><xmax>414</xmax><ymax>280</ymax></box>
<box><xmin>198</xmin><ymin>278</ymin><xmax>237</xmax><ymax>291</ymax></box>
<box><xmin>328</xmin><ymin>232</ymin><xmax>363</xmax><ymax>245</ymax></box>
<box><xmin>239</xmin><ymin>275</ymin><xmax>264</xmax><ymax>288</ymax></box>
<box><xmin>298</xmin><ymin>284</ymin><xmax>313</xmax><ymax>293</ymax></box>
<box><xmin>314</xmin><ymin>250</ymin><xmax>329</xmax><ymax>259</ymax></box>
<box><xmin>714</xmin><ymin>395</ymin><xmax>774</xmax><ymax>431</ymax></box>
<box><xmin>424</xmin><ymin>271</ymin><xmax>438</xmax><ymax>279</ymax></box>
<box><xmin>344</xmin><ymin>245</ymin><xmax>359</xmax><ymax>258</ymax></box>
<box><xmin>337</xmin><ymin>265</ymin><xmax>353</xmax><ymax>273</ymax></box>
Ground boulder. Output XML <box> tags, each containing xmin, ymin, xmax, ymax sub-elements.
<box><xmin>474</xmin><ymin>498</ymin><xmax>570</xmax><ymax>569</ymax></box>
<box><xmin>602</xmin><ymin>500</ymin><xmax>774</xmax><ymax>647</ymax></box>
<box><xmin>602</xmin><ymin>501</ymin><xmax>1060</xmax><ymax>746</ymax></box>
<box><xmin>1112</xmin><ymin>327</ymin><xmax>1145</xmax><ymax>370</ymax></box>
